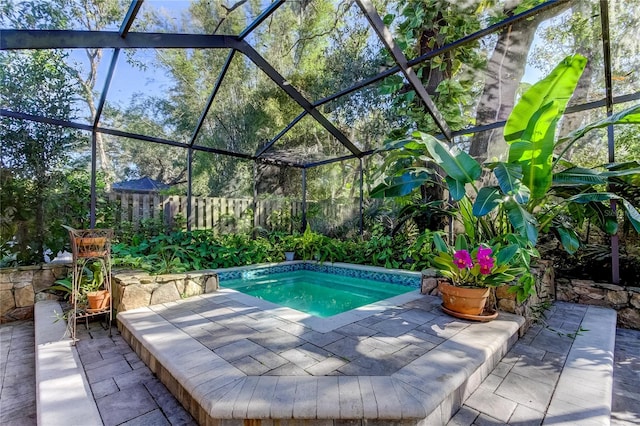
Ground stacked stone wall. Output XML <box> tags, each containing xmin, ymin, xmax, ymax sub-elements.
<box><xmin>112</xmin><ymin>270</ymin><xmax>219</xmax><ymax>313</ymax></box>
<box><xmin>3</xmin><ymin>262</ymin><xmax>638</xmax><ymax>329</ymax></box>
<box><xmin>556</xmin><ymin>278</ymin><xmax>640</xmax><ymax>329</ymax></box>
<box><xmin>421</xmin><ymin>260</ymin><xmax>639</xmax><ymax>329</ymax></box>
<box><xmin>0</xmin><ymin>264</ymin><xmax>69</xmax><ymax>322</ymax></box>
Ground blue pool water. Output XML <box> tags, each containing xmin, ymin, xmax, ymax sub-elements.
<box><xmin>220</xmin><ymin>269</ymin><xmax>416</xmax><ymax>317</ymax></box>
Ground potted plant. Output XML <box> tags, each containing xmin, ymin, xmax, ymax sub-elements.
<box><xmin>81</xmin><ymin>261</ymin><xmax>110</xmax><ymax>312</ymax></box>
<box><xmin>50</xmin><ymin>261</ymin><xmax>110</xmax><ymax>317</ymax></box>
<box><xmin>280</xmin><ymin>234</ymin><xmax>299</xmax><ymax>261</ymax></box>
<box><xmin>428</xmin><ymin>232</ymin><xmax>532</xmax><ymax>320</ymax></box>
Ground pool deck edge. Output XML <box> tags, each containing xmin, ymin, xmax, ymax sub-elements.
<box><xmin>117</xmin><ymin>296</ymin><xmax>524</xmax><ymax>425</ymax></box>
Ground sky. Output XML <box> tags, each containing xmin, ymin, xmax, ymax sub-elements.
<box><xmin>70</xmin><ymin>0</ymin><xmax>548</xmax><ymax>126</ymax></box>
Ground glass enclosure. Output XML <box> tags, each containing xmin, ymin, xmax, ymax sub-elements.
<box><xmin>1</xmin><ymin>0</ymin><xmax>638</xmax><ymax>232</ymax></box>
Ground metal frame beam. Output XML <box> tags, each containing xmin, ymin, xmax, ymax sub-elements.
<box><xmin>1</xmin><ymin>108</ymin><xmax>308</xmax><ymax>169</ymax></box>
<box><xmin>187</xmin><ymin>147</ymin><xmax>193</xmax><ymax>231</ymax></box>
<box><xmin>0</xmin><ymin>0</ymin><xmax>566</xmax><ymax>168</ymax></box>
<box><xmin>299</xmin><ymin>91</ymin><xmax>640</xmax><ymax>168</ymax></box>
<box><xmin>93</xmin><ymin>49</ymin><xmax>120</xmax><ymax>128</ymax></box>
<box><xmin>255</xmin><ymin>111</ymin><xmax>307</xmax><ymax>158</ymax></box>
<box><xmin>1</xmin><ymin>108</ymin><xmax>252</xmax><ymax>158</ymax></box>
<box><xmin>189</xmin><ymin>50</ymin><xmax>236</xmax><ymax>146</ymax></box>
<box><xmin>599</xmin><ymin>0</ymin><xmax>619</xmax><ymax>284</ymax></box>
<box><xmin>237</xmin><ymin>42</ymin><xmax>363</xmax><ymax>157</ymax></box>
<box><xmin>0</xmin><ymin>30</ymin><xmax>240</xmax><ymax>50</ymax></box>
<box><xmin>407</xmin><ymin>0</ymin><xmax>566</xmax><ymax>69</ymax></box>
<box><xmin>120</xmin><ymin>1</ymin><xmax>143</xmax><ymax>37</ymax></box>
<box><xmin>359</xmin><ymin>158</ymin><xmax>364</xmax><ymax>236</ymax></box>
<box><xmin>313</xmin><ymin>67</ymin><xmax>398</xmax><ymax>108</ymax></box>
<box><xmin>90</xmin><ymin>132</ymin><xmax>98</xmax><ymax>227</ymax></box>
<box><xmin>313</xmin><ymin>0</ymin><xmax>565</xmax><ymax>109</ymax></box>
<box><xmin>301</xmin><ymin>169</ymin><xmax>307</xmax><ymax>232</ymax></box>
<box><xmin>0</xmin><ymin>0</ymin><xmax>623</xmax><ymax>172</ymax></box>
<box><xmin>355</xmin><ymin>0</ymin><xmax>452</xmax><ymax>141</ymax></box>
<box><xmin>238</xmin><ymin>0</ymin><xmax>285</xmax><ymax>40</ymax></box>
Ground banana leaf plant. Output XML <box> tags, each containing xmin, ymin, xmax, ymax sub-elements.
<box><xmin>372</xmin><ymin>54</ymin><xmax>640</xmax><ymax>254</ymax></box>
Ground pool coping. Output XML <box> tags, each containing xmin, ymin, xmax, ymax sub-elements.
<box><xmin>118</xmin><ymin>291</ymin><xmax>525</xmax><ymax>424</ymax></box>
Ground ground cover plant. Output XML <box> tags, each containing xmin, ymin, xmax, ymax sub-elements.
<box><xmin>110</xmin><ymin>225</ymin><xmax>439</xmax><ymax>275</ymax></box>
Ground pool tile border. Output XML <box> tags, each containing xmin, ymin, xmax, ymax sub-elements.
<box><xmin>216</xmin><ymin>261</ymin><xmax>422</xmax><ymax>288</ymax></box>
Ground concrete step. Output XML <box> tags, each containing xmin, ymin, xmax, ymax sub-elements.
<box><xmin>34</xmin><ymin>300</ymin><xmax>102</xmax><ymax>426</ymax></box>
<box><xmin>449</xmin><ymin>302</ymin><xmax>617</xmax><ymax>426</ymax></box>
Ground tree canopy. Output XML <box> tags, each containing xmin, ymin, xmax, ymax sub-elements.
<box><xmin>1</xmin><ymin>0</ymin><xmax>639</xmax><ymax>265</ymax></box>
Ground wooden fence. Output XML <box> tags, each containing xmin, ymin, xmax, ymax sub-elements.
<box><xmin>108</xmin><ymin>192</ymin><xmax>359</xmax><ymax>234</ymax></box>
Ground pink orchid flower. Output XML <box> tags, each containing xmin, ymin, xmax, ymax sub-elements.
<box><xmin>453</xmin><ymin>250</ymin><xmax>473</xmax><ymax>269</ymax></box>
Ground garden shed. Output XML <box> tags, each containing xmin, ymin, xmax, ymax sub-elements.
<box><xmin>112</xmin><ymin>176</ymin><xmax>170</xmax><ymax>193</ymax></box>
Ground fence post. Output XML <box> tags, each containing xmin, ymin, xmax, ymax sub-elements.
<box><xmin>301</xmin><ymin>169</ymin><xmax>307</xmax><ymax>232</ymax></box>
<box><xmin>164</xmin><ymin>196</ymin><xmax>176</xmax><ymax>229</ymax></box>
<box><xmin>253</xmin><ymin>162</ymin><xmax>258</xmax><ymax>237</ymax></box>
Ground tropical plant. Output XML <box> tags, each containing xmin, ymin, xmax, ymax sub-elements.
<box><xmin>49</xmin><ymin>276</ymin><xmax>74</xmax><ymax>301</ymax></box>
<box><xmin>428</xmin><ymin>232</ymin><xmax>536</xmax><ymax>293</ymax></box>
<box><xmin>372</xmin><ymin>54</ymin><xmax>640</xmax><ymax>254</ymax></box>
<box><xmin>49</xmin><ymin>261</ymin><xmax>105</xmax><ymax>304</ymax></box>
<box><xmin>279</xmin><ymin>233</ymin><xmax>300</xmax><ymax>253</ymax></box>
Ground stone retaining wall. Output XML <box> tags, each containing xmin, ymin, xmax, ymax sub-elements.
<box><xmin>3</xmin><ymin>262</ymin><xmax>639</xmax><ymax>329</ymax></box>
<box><xmin>0</xmin><ymin>264</ymin><xmax>69</xmax><ymax>322</ymax></box>
<box><xmin>556</xmin><ymin>278</ymin><xmax>640</xmax><ymax>329</ymax></box>
<box><xmin>112</xmin><ymin>270</ymin><xmax>219</xmax><ymax>313</ymax></box>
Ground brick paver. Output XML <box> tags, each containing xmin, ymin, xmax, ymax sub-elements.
<box><xmin>0</xmin><ymin>320</ymin><xmax>36</xmax><ymax>426</ymax></box>
<box><xmin>1</xmin><ymin>300</ymin><xmax>638</xmax><ymax>425</ymax></box>
<box><xmin>611</xmin><ymin>328</ymin><xmax>640</xmax><ymax>426</ymax></box>
<box><xmin>74</xmin><ymin>321</ymin><xmax>196</xmax><ymax>425</ymax></box>
<box><xmin>447</xmin><ymin>302</ymin><xmax>632</xmax><ymax>426</ymax></box>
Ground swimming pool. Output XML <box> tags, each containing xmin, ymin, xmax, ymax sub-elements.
<box><xmin>218</xmin><ymin>262</ymin><xmax>420</xmax><ymax>317</ymax></box>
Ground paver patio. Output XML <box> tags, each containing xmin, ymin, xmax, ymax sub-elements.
<box><xmin>1</xmin><ymin>300</ymin><xmax>638</xmax><ymax>425</ymax></box>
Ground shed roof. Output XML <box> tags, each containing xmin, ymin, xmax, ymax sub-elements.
<box><xmin>111</xmin><ymin>176</ymin><xmax>169</xmax><ymax>193</ymax></box>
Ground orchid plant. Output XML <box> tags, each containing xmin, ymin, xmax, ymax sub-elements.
<box><xmin>428</xmin><ymin>232</ymin><xmax>533</xmax><ymax>290</ymax></box>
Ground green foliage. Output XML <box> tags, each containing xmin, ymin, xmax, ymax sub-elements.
<box><xmin>110</xmin><ymin>221</ymin><xmax>441</xmax><ymax>275</ymax></box>
<box><xmin>0</xmin><ymin>167</ymin><xmax>116</xmax><ymax>266</ymax></box>
<box><xmin>49</xmin><ymin>261</ymin><xmax>105</xmax><ymax>304</ymax></box>
<box><xmin>0</xmin><ymin>49</ymin><xmax>91</xmax><ymax>264</ymax></box>
<box><xmin>49</xmin><ymin>277</ymin><xmax>73</xmax><ymax>300</ymax></box>
<box><xmin>381</xmin><ymin>0</ymin><xmax>486</xmax><ymax>132</ymax></box>
<box><xmin>373</xmin><ymin>55</ymin><xmax>640</xmax><ymax>258</ymax></box>
<box><xmin>267</xmin><ymin>209</ymin><xmax>293</xmax><ymax>233</ymax></box>
<box><xmin>112</xmin><ymin>230</ymin><xmax>281</xmax><ymax>273</ymax></box>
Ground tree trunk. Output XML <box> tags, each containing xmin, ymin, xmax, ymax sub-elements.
<box><xmin>86</xmin><ymin>96</ymin><xmax>114</xmax><ymax>184</ymax></box>
<box><xmin>469</xmin><ymin>3</ymin><xmax>569</xmax><ymax>162</ymax></box>
<box><xmin>555</xmin><ymin>1</ymin><xmax>598</xmax><ymax>161</ymax></box>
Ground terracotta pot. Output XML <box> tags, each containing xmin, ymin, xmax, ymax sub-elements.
<box><xmin>86</xmin><ymin>290</ymin><xmax>110</xmax><ymax>311</ymax></box>
<box><xmin>438</xmin><ymin>281</ymin><xmax>490</xmax><ymax>316</ymax></box>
